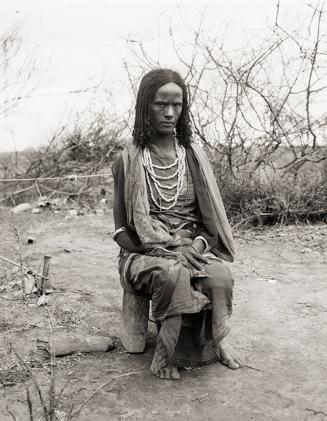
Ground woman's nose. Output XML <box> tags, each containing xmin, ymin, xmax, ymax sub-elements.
<box><xmin>164</xmin><ymin>104</ymin><xmax>174</xmax><ymax>118</ymax></box>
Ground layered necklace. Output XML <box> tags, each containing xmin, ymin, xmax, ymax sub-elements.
<box><xmin>142</xmin><ymin>138</ymin><xmax>186</xmax><ymax>210</ymax></box>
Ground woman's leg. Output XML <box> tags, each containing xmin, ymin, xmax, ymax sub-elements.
<box><xmin>196</xmin><ymin>260</ymin><xmax>243</xmax><ymax>369</ymax></box>
<box><xmin>126</xmin><ymin>255</ymin><xmax>186</xmax><ymax>379</ymax></box>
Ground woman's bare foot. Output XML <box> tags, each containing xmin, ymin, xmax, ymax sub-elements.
<box><xmin>215</xmin><ymin>337</ymin><xmax>243</xmax><ymax>370</ymax></box>
<box><xmin>152</xmin><ymin>365</ymin><xmax>180</xmax><ymax>380</ymax></box>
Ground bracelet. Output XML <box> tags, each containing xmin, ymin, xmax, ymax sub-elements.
<box><xmin>189</xmin><ymin>243</ymin><xmax>201</xmax><ymax>254</ymax></box>
<box><xmin>190</xmin><ymin>238</ymin><xmax>205</xmax><ymax>254</ymax></box>
<box><xmin>113</xmin><ymin>227</ymin><xmax>126</xmax><ymax>241</ymax></box>
<box><xmin>194</xmin><ymin>236</ymin><xmax>210</xmax><ymax>253</ymax></box>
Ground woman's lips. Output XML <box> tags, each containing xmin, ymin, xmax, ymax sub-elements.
<box><xmin>161</xmin><ymin>122</ymin><xmax>174</xmax><ymax>126</ymax></box>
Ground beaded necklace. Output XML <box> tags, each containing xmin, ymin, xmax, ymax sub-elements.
<box><xmin>142</xmin><ymin>138</ymin><xmax>186</xmax><ymax>211</ymax></box>
<box><xmin>148</xmin><ymin>162</ymin><xmax>191</xmax><ymax>213</ymax></box>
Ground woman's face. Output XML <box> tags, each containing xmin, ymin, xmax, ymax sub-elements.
<box><xmin>150</xmin><ymin>82</ymin><xmax>183</xmax><ymax>135</ymax></box>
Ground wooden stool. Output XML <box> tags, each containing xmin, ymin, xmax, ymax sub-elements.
<box><xmin>120</xmin><ymin>289</ymin><xmax>150</xmax><ymax>353</ymax></box>
<box><xmin>120</xmin><ymin>289</ymin><xmax>212</xmax><ymax>354</ymax></box>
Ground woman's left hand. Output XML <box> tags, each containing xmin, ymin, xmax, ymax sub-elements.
<box><xmin>173</xmin><ymin>245</ymin><xmax>210</xmax><ymax>270</ymax></box>
<box><xmin>180</xmin><ymin>237</ymin><xmax>193</xmax><ymax>246</ymax></box>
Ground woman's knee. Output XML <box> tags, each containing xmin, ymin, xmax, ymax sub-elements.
<box><xmin>151</xmin><ymin>267</ymin><xmax>177</xmax><ymax>295</ymax></box>
<box><xmin>204</xmin><ymin>262</ymin><xmax>234</xmax><ymax>291</ymax></box>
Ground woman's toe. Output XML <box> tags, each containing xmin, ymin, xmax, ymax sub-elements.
<box><xmin>163</xmin><ymin>367</ymin><xmax>171</xmax><ymax>379</ymax></box>
<box><xmin>227</xmin><ymin>359</ymin><xmax>240</xmax><ymax>370</ymax></box>
<box><xmin>171</xmin><ymin>367</ymin><xmax>180</xmax><ymax>380</ymax></box>
<box><xmin>222</xmin><ymin>355</ymin><xmax>240</xmax><ymax>370</ymax></box>
<box><xmin>235</xmin><ymin>357</ymin><xmax>243</xmax><ymax>367</ymax></box>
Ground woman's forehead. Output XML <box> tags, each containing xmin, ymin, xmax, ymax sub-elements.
<box><xmin>153</xmin><ymin>82</ymin><xmax>183</xmax><ymax>100</ymax></box>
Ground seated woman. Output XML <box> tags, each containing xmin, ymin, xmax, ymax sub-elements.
<box><xmin>112</xmin><ymin>68</ymin><xmax>242</xmax><ymax>380</ymax></box>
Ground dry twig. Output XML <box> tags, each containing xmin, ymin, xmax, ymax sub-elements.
<box><xmin>70</xmin><ymin>370</ymin><xmax>142</xmax><ymax>418</ymax></box>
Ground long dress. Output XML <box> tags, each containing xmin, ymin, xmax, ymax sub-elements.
<box><xmin>112</xmin><ymin>145</ymin><xmax>234</xmax><ymax>369</ymax></box>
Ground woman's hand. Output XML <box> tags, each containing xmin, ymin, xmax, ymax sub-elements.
<box><xmin>180</xmin><ymin>237</ymin><xmax>193</xmax><ymax>246</ymax></box>
<box><xmin>175</xmin><ymin>229</ymin><xmax>193</xmax><ymax>246</ymax></box>
<box><xmin>173</xmin><ymin>245</ymin><xmax>210</xmax><ymax>270</ymax></box>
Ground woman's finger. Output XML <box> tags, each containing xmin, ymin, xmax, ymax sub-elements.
<box><xmin>182</xmin><ymin>238</ymin><xmax>193</xmax><ymax>245</ymax></box>
<box><xmin>190</xmin><ymin>249</ymin><xmax>210</xmax><ymax>264</ymax></box>
<box><xmin>186</xmin><ymin>254</ymin><xmax>203</xmax><ymax>270</ymax></box>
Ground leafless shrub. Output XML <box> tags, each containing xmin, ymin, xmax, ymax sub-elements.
<box><xmin>0</xmin><ymin>110</ymin><xmax>127</xmax><ymax>207</ymax></box>
<box><xmin>0</xmin><ymin>24</ymin><xmax>46</xmax><ymax>119</ymax></box>
<box><xmin>124</xmin><ymin>1</ymin><xmax>327</xmax><ymax>176</ymax></box>
<box><xmin>122</xmin><ymin>1</ymin><xmax>327</xmax><ymax>223</ymax></box>
<box><xmin>1</xmin><ymin>1</ymin><xmax>326</xmax><ymax>224</ymax></box>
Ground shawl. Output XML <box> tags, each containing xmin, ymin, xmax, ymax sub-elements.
<box><xmin>121</xmin><ymin>142</ymin><xmax>235</xmax><ymax>261</ymax></box>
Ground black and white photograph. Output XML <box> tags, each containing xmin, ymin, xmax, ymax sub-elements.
<box><xmin>0</xmin><ymin>0</ymin><xmax>326</xmax><ymax>420</ymax></box>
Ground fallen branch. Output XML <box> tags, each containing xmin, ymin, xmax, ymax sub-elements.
<box><xmin>305</xmin><ymin>407</ymin><xmax>327</xmax><ymax>417</ymax></box>
<box><xmin>70</xmin><ymin>370</ymin><xmax>141</xmax><ymax>418</ymax></box>
<box><xmin>0</xmin><ymin>184</ymin><xmax>36</xmax><ymax>202</ymax></box>
<box><xmin>192</xmin><ymin>393</ymin><xmax>209</xmax><ymax>402</ymax></box>
<box><xmin>6</xmin><ymin>406</ymin><xmax>18</xmax><ymax>421</ymax></box>
<box><xmin>243</xmin><ymin>364</ymin><xmax>262</xmax><ymax>372</ymax></box>
<box><xmin>0</xmin><ymin>254</ymin><xmax>22</xmax><ymax>269</ymax></box>
<box><xmin>0</xmin><ymin>254</ymin><xmax>49</xmax><ymax>283</ymax></box>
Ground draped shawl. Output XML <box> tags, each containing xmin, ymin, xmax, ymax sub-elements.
<box><xmin>121</xmin><ymin>142</ymin><xmax>235</xmax><ymax>262</ymax></box>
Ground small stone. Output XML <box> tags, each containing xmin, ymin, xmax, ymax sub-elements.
<box><xmin>27</xmin><ymin>237</ymin><xmax>35</xmax><ymax>244</ymax></box>
<box><xmin>11</xmin><ymin>203</ymin><xmax>32</xmax><ymax>213</ymax></box>
<box><xmin>68</xmin><ymin>209</ymin><xmax>78</xmax><ymax>217</ymax></box>
<box><xmin>32</xmin><ymin>208</ymin><xmax>41</xmax><ymax>214</ymax></box>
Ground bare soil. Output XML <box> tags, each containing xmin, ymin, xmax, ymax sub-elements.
<box><xmin>0</xmin><ymin>208</ymin><xmax>326</xmax><ymax>421</ymax></box>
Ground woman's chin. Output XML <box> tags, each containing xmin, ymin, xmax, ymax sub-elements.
<box><xmin>155</xmin><ymin>126</ymin><xmax>175</xmax><ymax>136</ymax></box>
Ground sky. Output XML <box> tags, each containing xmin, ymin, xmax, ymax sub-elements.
<box><xmin>0</xmin><ymin>0</ymin><xmax>317</xmax><ymax>152</ymax></box>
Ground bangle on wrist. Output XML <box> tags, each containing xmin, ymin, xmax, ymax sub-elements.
<box><xmin>194</xmin><ymin>236</ymin><xmax>209</xmax><ymax>253</ymax></box>
<box><xmin>190</xmin><ymin>243</ymin><xmax>201</xmax><ymax>254</ymax></box>
<box><xmin>191</xmin><ymin>239</ymin><xmax>205</xmax><ymax>254</ymax></box>
<box><xmin>113</xmin><ymin>227</ymin><xmax>126</xmax><ymax>241</ymax></box>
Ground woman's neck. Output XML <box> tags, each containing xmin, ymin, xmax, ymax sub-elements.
<box><xmin>149</xmin><ymin>133</ymin><xmax>175</xmax><ymax>154</ymax></box>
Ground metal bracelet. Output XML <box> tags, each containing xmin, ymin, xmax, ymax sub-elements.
<box><xmin>190</xmin><ymin>239</ymin><xmax>205</xmax><ymax>254</ymax></box>
<box><xmin>113</xmin><ymin>227</ymin><xmax>126</xmax><ymax>241</ymax></box>
<box><xmin>189</xmin><ymin>243</ymin><xmax>201</xmax><ymax>254</ymax></box>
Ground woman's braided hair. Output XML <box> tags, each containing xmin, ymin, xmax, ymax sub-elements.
<box><xmin>132</xmin><ymin>68</ymin><xmax>192</xmax><ymax>148</ymax></box>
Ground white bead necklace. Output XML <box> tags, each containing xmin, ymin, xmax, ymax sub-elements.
<box><xmin>142</xmin><ymin>139</ymin><xmax>186</xmax><ymax>210</ymax></box>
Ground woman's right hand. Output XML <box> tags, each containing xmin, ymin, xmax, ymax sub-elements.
<box><xmin>173</xmin><ymin>245</ymin><xmax>210</xmax><ymax>270</ymax></box>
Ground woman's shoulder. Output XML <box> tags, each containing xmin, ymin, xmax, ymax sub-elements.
<box><xmin>112</xmin><ymin>152</ymin><xmax>124</xmax><ymax>179</ymax></box>
<box><xmin>112</xmin><ymin>140</ymin><xmax>139</xmax><ymax>177</ymax></box>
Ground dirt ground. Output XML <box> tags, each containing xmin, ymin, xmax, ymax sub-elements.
<box><xmin>0</xmin><ymin>208</ymin><xmax>326</xmax><ymax>421</ymax></box>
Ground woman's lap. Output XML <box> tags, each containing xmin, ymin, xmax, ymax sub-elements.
<box><xmin>125</xmin><ymin>253</ymin><xmax>234</xmax><ymax>302</ymax></box>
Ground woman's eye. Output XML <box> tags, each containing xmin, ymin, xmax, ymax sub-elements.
<box><xmin>154</xmin><ymin>102</ymin><xmax>165</xmax><ymax>109</ymax></box>
<box><xmin>154</xmin><ymin>102</ymin><xmax>182</xmax><ymax>109</ymax></box>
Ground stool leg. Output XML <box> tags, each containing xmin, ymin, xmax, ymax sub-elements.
<box><xmin>120</xmin><ymin>290</ymin><xmax>150</xmax><ymax>353</ymax></box>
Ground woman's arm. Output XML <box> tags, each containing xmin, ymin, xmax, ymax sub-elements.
<box><xmin>112</xmin><ymin>155</ymin><xmax>146</xmax><ymax>253</ymax></box>
<box><xmin>114</xmin><ymin>230</ymin><xmax>146</xmax><ymax>253</ymax></box>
